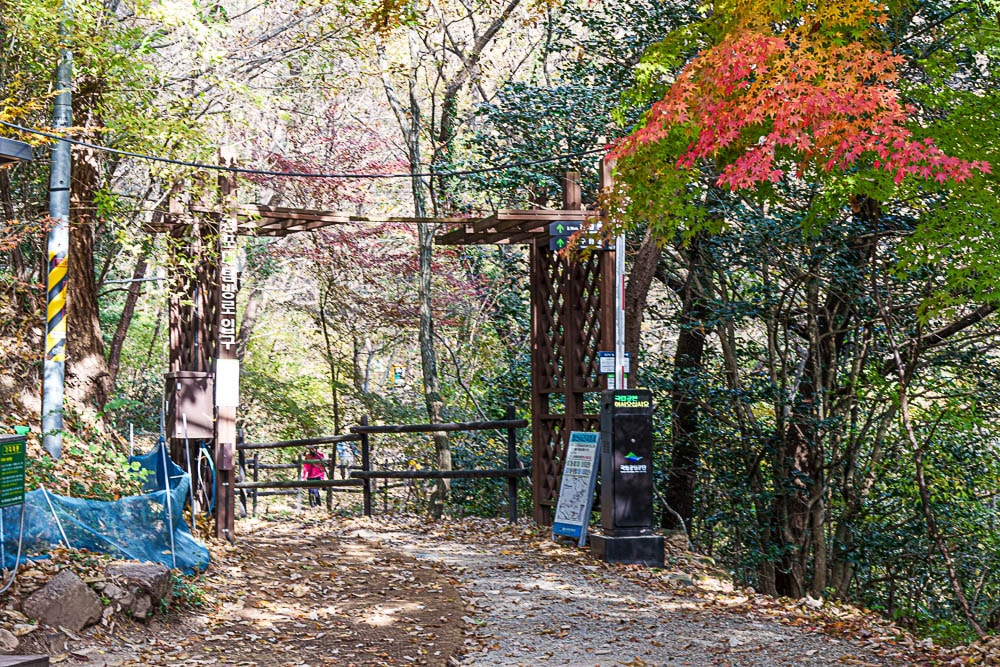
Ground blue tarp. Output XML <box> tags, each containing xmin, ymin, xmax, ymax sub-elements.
<box><xmin>0</xmin><ymin>441</ymin><xmax>210</xmax><ymax>574</ymax></box>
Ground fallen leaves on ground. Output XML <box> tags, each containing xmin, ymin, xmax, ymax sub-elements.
<box><xmin>4</xmin><ymin>516</ymin><xmax>466</xmax><ymax>666</ymax></box>
<box><xmin>1</xmin><ymin>513</ymin><xmax>992</xmax><ymax>666</ymax></box>
<box><xmin>328</xmin><ymin>515</ymin><xmax>981</xmax><ymax>666</ymax></box>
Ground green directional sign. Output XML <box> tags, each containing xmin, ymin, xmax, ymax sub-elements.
<box><xmin>547</xmin><ymin>219</ymin><xmax>609</xmax><ymax>252</ymax></box>
<box><xmin>0</xmin><ymin>434</ymin><xmax>26</xmax><ymax>508</ymax></box>
<box><xmin>549</xmin><ymin>221</ymin><xmax>583</xmax><ymax>236</ymax></box>
<box><xmin>549</xmin><ymin>234</ymin><xmax>610</xmax><ymax>252</ymax></box>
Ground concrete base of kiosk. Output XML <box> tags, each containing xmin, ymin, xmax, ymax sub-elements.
<box><xmin>590</xmin><ymin>532</ymin><xmax>664</xmax><ymax>567</ymax></box>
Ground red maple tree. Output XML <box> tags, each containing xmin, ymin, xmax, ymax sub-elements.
<box><xmin>611</xmin><ymin>5</ymin><xmax>990</xmax><ymax>189</ymax></box>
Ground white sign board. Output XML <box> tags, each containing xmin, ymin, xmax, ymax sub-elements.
<box><xmin>215</xmin><ymin>358</ymin><xmax>240</xmax><ymax>407</ymax></box>
<box><xmin>599</xmin><ymin>351</ymin><xmax>630</xmax><ymax>375</ymax></box>
<box><xmin>552</xmin><ymin>432</ymin><xmax>601</xmax><ymax>546</ymax></box>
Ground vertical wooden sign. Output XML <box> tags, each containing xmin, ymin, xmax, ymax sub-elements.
<box><xmin>215</xmin><ymin>146</ymin><xmax>240</xmax><ymax>540</ymax></box>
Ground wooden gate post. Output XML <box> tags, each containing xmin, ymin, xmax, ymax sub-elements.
<box><xmin>530</xmin><ymin>170</ymin><xmax>615</xmax><ymax>525</ymax></box>
<box><xmin>360</xmin><ymin>415</ymin><xmax>372</xmax><ymax>517</ymax></box>
<box><xmin>214</xmin><ymin>147</ymin><xmax>240</xmax><ymax>541</ymax></box>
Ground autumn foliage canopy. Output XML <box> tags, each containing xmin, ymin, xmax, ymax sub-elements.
<box><xmin>611</xmin><ymin>1</ymin><xmax>991</xmax><ymax>190</ymax></box>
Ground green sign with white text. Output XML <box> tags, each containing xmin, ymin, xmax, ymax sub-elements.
<box><xmin>0</xmin><ymin>435</ymin><xmax>26</xmax><ymax>507</ymax></box>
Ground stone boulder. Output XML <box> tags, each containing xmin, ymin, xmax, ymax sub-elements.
<box><xmin>99</xmin><ymin>563</ymin><xmax>172</xmax><ymax>621</ymax></box>
<box><xmin>22</xmin><ymin>569</ymin><xmax>103</xmax><ymax>632</ymax></box>
<box><xmin>663</xmin><ymin>529</ymin><xmax>691</xmax><ymax>552</ymax></box>
<box><xmin>0</xmin><ymin>628</ymin><xmax>18</xmax><ymax>654</ymax></box>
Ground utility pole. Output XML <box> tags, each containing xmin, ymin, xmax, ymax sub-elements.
<box><xmin>42</xmin><ymin>0</ymin><xmax>73</xmax><ymax>459</ymax></box>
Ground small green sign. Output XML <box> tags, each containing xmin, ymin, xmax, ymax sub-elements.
<box><xmin>0</xmin><ymin>435</ymin><xmax>27</xmax><ymax>507</ymax></box>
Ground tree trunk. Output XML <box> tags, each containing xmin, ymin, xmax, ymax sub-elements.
<box><xmin>235</xmin><ymin>285</ymin><xmax>266</xmax><ymax>361</ymax></box>
<box><xmin>66</xmin><ymin>125</ymin><xmax>111</xmax><ymax>412</ymax></box>
<box><xmin>662</xmin><ymin>236</ymin><xmax>708</xmax><ymax>533</ymax></box>
<box><xmin>873</xmin><ymin>248</ymin><xmax>987</xmax><ymax>637</ymax></box>
<box><xmin>0</xmin><ymin>170</ymin><xmax>27</xmax><ymax>280</ymax></box>
<box><xmin>107</xmin><ymin>249</ymin><xmax>147</xmax><ymax>388</ymax></box>
<box><xmin>624</xmin><ymin>226</ymin><xmax>661</xmax><ymax>362</ymax></box>
<box><xmin>318</xmin><ymin>286</ymin><xmax>341</xmax><ymax>434</ymax></box>
<box><xmin>419</xmin><ymin>221</ymin><xmax>451</xmax><ymax>518</ymax></box>
<box><xmin>432</xmin><ymin>0</ymin><xmax>522</xmax><ymax>210</ymax></box>
<box><xmin>771</xmin><ymin>201</ymin><xmax>877</xmax><ymax>598</ymax></box>
<box><xmin>380</xmin><ymin>24</ymin><xmax>452</xmax><ymax>517</ymax></box>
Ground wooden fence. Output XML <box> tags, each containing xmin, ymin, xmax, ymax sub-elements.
<box><xmin>235</xmin><ymin>407</ymin><xmax>529</xmax><ymax>522</ymax></box>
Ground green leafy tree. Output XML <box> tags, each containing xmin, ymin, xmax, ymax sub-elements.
<box><xmin>611</xmin><ymin>0</ymin><xmax>998</xmax><ymax>628</ymax></box>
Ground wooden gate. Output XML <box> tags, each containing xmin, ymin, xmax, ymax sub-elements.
<box><xmin>155</xmin><ymin>166</ymin><xmax>615</xmax><ymax>532</ymax></box>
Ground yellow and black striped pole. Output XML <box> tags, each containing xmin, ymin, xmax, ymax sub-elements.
<box><xmin>45</xmin><ymin>253</ymin><xmax>67</xmax><ymax>364</ymax></box>
<box><xmin>41</xmin><ymin>8</ymin><xmax>72</xmax><ymax>460</ymax></box>
<box><xmin>42</xmin><ymin>220</ymin><xmax>69</xmax><ymax>460</ymax></box>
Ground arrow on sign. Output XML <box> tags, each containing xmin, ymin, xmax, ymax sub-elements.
<box><xmin>549</xmin><ymin>221</ymin><xmax>583</xmax><ymax>236</ymax></box>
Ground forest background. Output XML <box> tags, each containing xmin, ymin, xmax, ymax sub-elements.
<box><xmin>1</xmin><ymin>0</ymin><xmax>999</xmax><ymax>648</ymax></box>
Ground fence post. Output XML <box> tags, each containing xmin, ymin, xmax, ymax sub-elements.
<box><xmin>506</xmin><ymin>404</ymin><xmax>518</xmax><ymax>524</ymax></box>
<box><xmin>361</xmin><ymin>416</ymin><xmax>372</xmax><ymax>517</ymax></box>
<box><xmin>297</xmin><ymin>451</ymin><xmax>304</xmax><ymax>511</ymax></box>
<box><xmin>252</xmin><ymin>453</ymin><xmax>259</xmax><ymax>516</ymax></box>
<box><xmin>237</xmin><ymin>430</ymin><xmax>247</xmax><ymax>518</ymax></box>
<box><xmin>326</xmin><ymin>445</ymin><xmax>335</xmax><ymax>512</ymax></box>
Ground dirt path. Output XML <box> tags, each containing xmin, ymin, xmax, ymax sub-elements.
<box><xmin>335</xmin><ymin>518</ymin><xmax>930</xmax><ymax>666</ymax></box>
<box><xmin>39</xmin><ymin>514</ymin><xmax>956</xmax><ymax>666</ymax></box>
<box><xmin>30</xmin><ymin>517</ymin><xmax>465</xmax><ymax>666</ymax></box>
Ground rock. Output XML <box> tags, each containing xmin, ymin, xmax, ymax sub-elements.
<box><xmin>665</xmin><ymin>572</ymin><xmax>695</xmax><ymax>587</ymax></box>
<box><xmin>42</xmin><ymin>630</ymin><xmax>65</xmax><ymax>653</ymax></box>
<box><xmin>22</xmin><ymin>569</ymin><xmax>103</xmax><ymax>632</ymax></box>
<box><xmin>101</xmin><ymin>582</ymin><xmax>132</xmax><ymax>608</ymax></box>
<box><xmin>131</xmin><ymin>594</ymin><xmax>153</xmax><ymax>620</ymax></box>
<box><xmin>663</xmin><ymin>529</ymin><xmax>691</xmax><ymax>552</ymax></box>
<box><xmin>0</xmin><ymin>628</ymin><xmax>18</xmax><ymax>653</ymax></box>
<box><xmin>104</xmin><ymin>563</ymin><xmax>172</xmax><ymax>620</ymax></box>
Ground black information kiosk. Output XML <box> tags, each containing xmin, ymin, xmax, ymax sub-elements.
<box><xmin>590</xmin><ymin>389</ymin><xmax>665</xmax><ymax>567</ymax></box>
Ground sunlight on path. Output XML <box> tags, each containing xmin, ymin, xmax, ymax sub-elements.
<box><xmin>334</xmin><ymin>517</ymin><xmax>907</xmax><ymax>667</ymax></box>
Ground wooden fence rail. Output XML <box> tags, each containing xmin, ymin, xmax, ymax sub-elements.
<box><xmin>239</xmin><ymin>434</ymin><xmax>361</xmax><ymax>450</ymax></box>
<box><xmin>350</xmin><ymin>419</ymin><xmax>528</xmax><ymax>434</ymax></box>
<box><xmin>237</xmin><ymin>479</ymin><xmax>364</xmax><ymax>490</ymax></box>
<box><xmin>348</xmin><ymin>405</ymin><xmax>527</xmax><ymax>522</ymax></box>
<box><xmin>350</xmin><ymin>468</ymin><xmax>529</xmax><ymax>480</ymax></box>
<box><xmin>232</xmin><ymin>406</ymin><xmax>529</xmax><ymax>522</ymax></box>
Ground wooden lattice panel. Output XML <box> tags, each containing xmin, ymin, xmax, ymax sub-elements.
<box><xmin>577</xmin><ymin>252</ymin><xmax>605</xmax><ymax>391</ymax></box>
<box><xmin>534</xmin><ymin>415</ymin><xmax>564</xmax><ymax>512</ymax></box>
<box><xmin>533</xmin><ymin>248</ymin><xmax>565</xmax><ymax>393</ymax></box>
<box><xmin>167</xmin><ymin>221</ymin><xmax>220</xmax><ymax>374</ymax></box>
<box><xmin>531</xmin><ymin>242</ymin><xmax>614</xmax><ymax>524</ymax></box>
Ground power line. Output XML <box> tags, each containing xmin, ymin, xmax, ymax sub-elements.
<box><xmin>0</xmin><ymin>120</ymin><xmax>606</xmax><ymax>180</ymax></box>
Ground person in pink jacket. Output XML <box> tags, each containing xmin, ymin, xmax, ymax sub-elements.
<box><xmin>302</xmin><ymin>446</ymin><xmax>326</xmax><ymax>507</ymax></box>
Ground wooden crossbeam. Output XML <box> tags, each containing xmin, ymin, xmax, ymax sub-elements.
<box><xmin>437</xmin><ymin>209</ymin><xmax>600</xmax><ymax>245</ymax></box>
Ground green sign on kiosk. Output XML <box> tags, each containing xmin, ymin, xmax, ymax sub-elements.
<box><xmin>0</xmin><ymin>434</ymin><xmax>27</xmax><ymax>508</ymax></box>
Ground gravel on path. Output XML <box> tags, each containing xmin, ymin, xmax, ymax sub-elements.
<box><xmin>14</xmin><ymin>515</ymin><xmax>957</xmax><ymax>667</ymax></box>
<box><xmin>335</xmin><ymin>516</ymin><xmax>929</xmax><ymax>667</ymax></box>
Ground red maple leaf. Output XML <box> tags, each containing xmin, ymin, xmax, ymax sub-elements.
<box><xmin>611</xmin><ymin>11</ymin><xmax>989</xmax><ymax>190</ymax></box>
